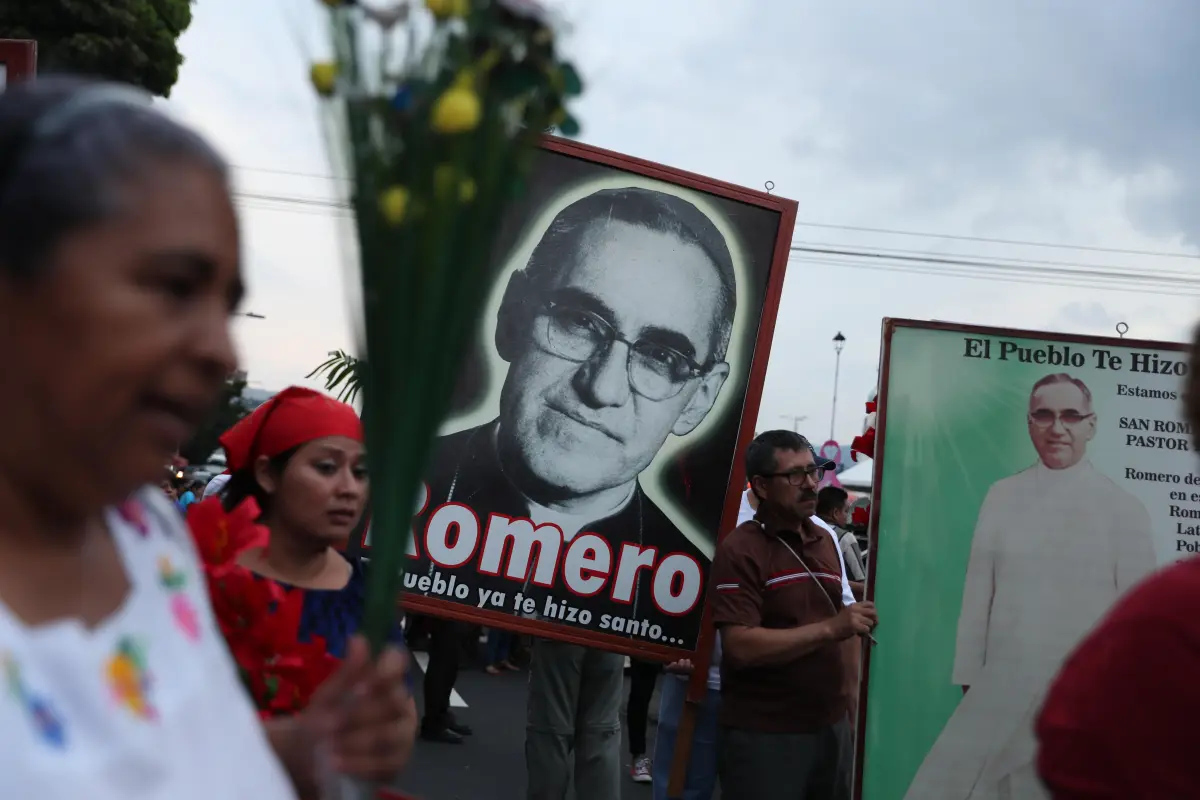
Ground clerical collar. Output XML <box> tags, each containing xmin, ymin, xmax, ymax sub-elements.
<box><xmin>491</xmin><ymin>422</ymin><xmax>636</xmax><ymax>539</ymax></box>
<box><xmin>1035</xmin><ymin>457</ymin><xmax>1092</xmax><ymax>486</ymax></box>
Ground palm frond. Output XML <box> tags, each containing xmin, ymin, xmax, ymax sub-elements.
<box><xmin>306</xmin><ymin>349</ymin><xmax>365</xmax><ymax>404</ymax></box>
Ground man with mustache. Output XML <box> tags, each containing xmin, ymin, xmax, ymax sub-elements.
<box><xmin>413</xmin><ymin>186</ymin><xmax>737</xmax><ymax>798</ymax></box>
<box><xmin>713</xmin><ymin>429</ymin><xmax>877</xmax><ymax>800</ymax></box>
<box><xmin>902</xmin><ymin>372</ymin><xmax>1155</xmax><ymax>799</ymax></box>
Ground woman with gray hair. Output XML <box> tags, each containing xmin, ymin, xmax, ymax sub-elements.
<box><xmin>0</xmin><ymin>76</ymin><xmax>414</xmax><ymax>798</ymax></box>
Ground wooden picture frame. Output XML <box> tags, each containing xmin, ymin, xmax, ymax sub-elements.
<box><xmin>365</xmin><ymin>134</ymin><xmax>797</xmax><ymax>663</ymax></box>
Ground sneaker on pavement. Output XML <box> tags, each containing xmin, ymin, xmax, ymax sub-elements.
<box><xmin>630</xmin><ymin>755</ymin><xmax>652</xmax><ymax>783</ymax></box>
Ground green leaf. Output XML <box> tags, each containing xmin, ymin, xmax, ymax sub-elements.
<box><xmin>559</xmin><ymin>63</ymin><xmax>583</xmax><ymax>96</ymax></box>
<box><xmin>557</xmin><ymin>113</ymin><xmax>581</xmax><ymax>137</ymax></box>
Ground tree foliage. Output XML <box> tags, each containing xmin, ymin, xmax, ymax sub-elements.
<box><xmin>180</xmin><ymin>373</ymin><xmax>250</xmax><ymax>466</ymax></box>
<box><xmin>0</xmin><ymin>0</ymin><xmax>195</xmax><ymax>97</ymax></box>
<box><xmin>307</xmin><ymin>350</ymin><xmax>365</xmax><ymax>405</ymax></box>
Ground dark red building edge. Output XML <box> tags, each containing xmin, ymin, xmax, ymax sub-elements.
<box><xmin>0</xmin><ymin>39</ymin><xmax>37</xmax><ymax>85</ymax></box>
<box><xmin>359</xmin><ymin>133</ymin><xmax>798</xmax><ymax>665</ymax></box>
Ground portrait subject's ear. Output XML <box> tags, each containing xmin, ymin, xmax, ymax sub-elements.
<box><xmin>671</xmin><ymin>362</ymin><xmax>730</xmax><ymax>436</ymax></box>
<box><xmin>252</xmin><ymin>454</ymin><xmax>278</xmax><ymax>496</ymax></box>
<box><xmin>495</xmin><ymin>270</ymin><xmax>533</xmax><ymax>363</ymax></box>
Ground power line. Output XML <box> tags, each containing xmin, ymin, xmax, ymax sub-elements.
<box><xmin>789</xmin><ymin>245</ymin><xmax>1200</xmax><ymax>289</ymax></box>
<box><xmin>228</xmin><ymin>174</ymin><xmax>1200</xmax><ymax>263</ymax></box>
<box><xmin>236</xmin><ymin>190</ymin><xmax>350</xmax><ymax>209</ymax></box>
<box><xmin>790</xmin><ymin>255</ymin><xmax>1200</xmax><ymax>298</ymax></box>
<box><xmin>226</xmin><ymin>188</ymin><xmax>1200</xmax><ymax>291</ymax></box>
<box><xmin>798</xmin><ymin>239</ymin><xmax>1199</xmax><ymax>279</ymax></box>
<box><xmin>234</xmin><ymin>164</ymin><xmax>350</xmax><ymax>182</ymax></box>
<box><xmin>793</xmin><ymin>220</ymin><xmax>1200</xmax><ymax>261</ymax></box>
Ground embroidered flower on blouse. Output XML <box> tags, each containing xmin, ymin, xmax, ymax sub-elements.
<box><xmin>158</xmin><ymin>555</ymin><xmax>187</xmax><ymax>591</ymax></box>
<box><xmin>169</xmin><ymin>593</ymin><xmax>201</xmax><ymax>642</ymax></box>
<box><xmin>158</xmin><ymin>555</ymin><xmax>201</xmax><ymax>642</ymax></box>
<box><xmin>116</xmin><ymin>498</ymin><xmax>149</xmax><ymax>537</ymax></box>
<box><xmin>3</xmin><ymin>653</ymin><xmax>67</xmax><ymax>748</ymax></box>
<box><xmin>106</xmin><ymin>637</ymin><xmax>157</xmax><ymax>721</ymax></box>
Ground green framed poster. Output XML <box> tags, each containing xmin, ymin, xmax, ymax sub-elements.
<box><xmin>855</xmin><ymin>318</ymin><xmax>1192</xmax><ymax>800</ymax></box>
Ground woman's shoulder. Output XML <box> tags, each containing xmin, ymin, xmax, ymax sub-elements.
<box><xmin>116</xmin><ymin>487</ymin><xmax>195</xmax><ymax>551</ymax></box>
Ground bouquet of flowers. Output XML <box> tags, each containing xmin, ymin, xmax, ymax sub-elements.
<box><xmin>308</xmin><ymin>0</ymin><xmax>582</xmax><ymax>654</ymax></box>
<box><xmin>188</xmin><ymin>498</ymin><xmax>340</xmax><ymax>718</ymax></box>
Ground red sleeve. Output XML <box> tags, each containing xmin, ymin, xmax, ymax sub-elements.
<box><xmin>1036</xmin><ymin>560</ymin><xmax>1200</xmax><ymax>799</ymax></box>
<box><xmin>709</xmin><ymin>531</ymin><xmax>764</xmax><ymax>629</ymax></box>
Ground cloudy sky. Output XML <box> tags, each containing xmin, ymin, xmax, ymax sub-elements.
<box><xmin>163</xmin><ymin>0</ymin><xmax>1200</xmax><ymax>448</ymax></box>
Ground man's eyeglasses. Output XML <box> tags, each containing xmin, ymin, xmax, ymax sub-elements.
<box><xmin>1028</xmin><ymin>409</ymin><xmax>1094</xmax><ymax>429</ymax></box>
<box><xmin>532</xmin><ymin>300</ymin><xmax>709</xmax><ymax>401</ymax></box>
<box><xmin>758</xmin><ymin>466</ymin><xmax>826</xmax><ymax>485</ymax></box>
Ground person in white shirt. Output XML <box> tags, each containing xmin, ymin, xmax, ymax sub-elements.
<box><xmin>902</xmin><ymin>373</ymin><xmax>1156</xmax><ymax>800</ymax></box>
<box><xmin>202</xmin><ymin>472</ymin><xmax>231</xmax><ymax>499</ymax></box>
<box><xmin>0</xmin><ymin>76</ymin><xmax>414</xmax><ymax>799</ymax></box>
<box><xmin>815</xmin><ymin>486</ymin><xmax>865</xmax><ymax>599</ymax></box>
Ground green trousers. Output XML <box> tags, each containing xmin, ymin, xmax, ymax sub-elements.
<box><xmin>525</xmin><ymin>639</ymin><xmax>625</xmax><ymax>800</ymax></box>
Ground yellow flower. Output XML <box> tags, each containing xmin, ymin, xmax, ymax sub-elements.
<box><xmin>431</xmin><ymin>85</ymin><xmax>482</xmax><ymax>133</ymax></box>
<box><xmin>310</xmin><ymin>62</ymin><xmax>338</xmax><ymax>97</ymax></box>
<box><xmin>426</xmin><ymin>0</ymin><xmax>470</xmax><ymax>20</ymax></box>
<box><xmin>378</xmin><ymin>186</ymin><xmax>410</xmax><ymax>225</ymax></box>
<box><xmin>434</xmin><ymin>165</ymin><xmax>477</xmax><ymax>203</ymax></box>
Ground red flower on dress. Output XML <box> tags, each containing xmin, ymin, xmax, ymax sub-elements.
<box><xmin>188</xmin><ymin>497</ymin><xmax>339</xmax><ymax>717</ymax></box>
<box><xmin>188</xmin><ymin>496</ymin><xmax>268</xmax><ymax>565</ymax></box>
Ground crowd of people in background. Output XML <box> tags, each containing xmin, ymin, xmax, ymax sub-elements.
<box><xmin>154</xmin><ymin>429</ymin><xmax>873</xmax><ymax>800</ymax></box>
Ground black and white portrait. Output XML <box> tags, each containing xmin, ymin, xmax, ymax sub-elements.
<box><xmin>389</xmin><ymin>145</ymin><xmax>788</xmax><ymax>651</ymax></box>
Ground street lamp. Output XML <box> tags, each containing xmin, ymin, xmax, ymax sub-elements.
<box><xmin>831</xmin><ymin>332</ymin><xmax>846</xmax><ymax>440</ymax></box>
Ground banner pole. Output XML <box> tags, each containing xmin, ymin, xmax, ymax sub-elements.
<box><xmin>665</xmin><ymin>619</ymin><xmax>718</xmax><ymax>799</ymax></box>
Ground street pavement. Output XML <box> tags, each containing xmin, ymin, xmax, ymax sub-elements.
<box><xmin>393</xmin><ymin>655</ymin><xmax>668</xmax><ymax>800</ymax></box>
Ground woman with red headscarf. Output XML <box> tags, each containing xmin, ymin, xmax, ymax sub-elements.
<box><xmin>190</xmin><ymin>387</ymin><xmax>416</xmax><ymax>728</ymax></box>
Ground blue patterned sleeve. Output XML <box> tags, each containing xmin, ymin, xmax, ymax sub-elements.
<box><xmin>296</xmin><ymin>557</ymin><xmax>415</xmax><ymax>693</ymax></box>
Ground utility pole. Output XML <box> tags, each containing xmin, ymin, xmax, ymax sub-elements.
<box><xmin>831</xmin><ymin>332</ymin><xmax>846</xmax><ymax>441</ymax></box>
<box><xmin>779</xmin><ymin>414</ymin><xmax>807</xmax><ymax>432</ymax></box>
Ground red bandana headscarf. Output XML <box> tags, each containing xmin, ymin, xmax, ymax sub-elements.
<box><xmin>219</xmin><ymin>386</ymin><xmax>363</xmax><ymax>472</ymax></box>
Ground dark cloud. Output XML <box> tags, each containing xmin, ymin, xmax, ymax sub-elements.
<box><xmin>682</xmin><ymin>1</ymin><xmax>1200</xmax><ymax>243</ymax></box>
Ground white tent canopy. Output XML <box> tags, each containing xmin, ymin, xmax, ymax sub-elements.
<box><xmin>838</xmin><ymin>457</ymin><xmax>874</xmax><ymax>491</ymax></box>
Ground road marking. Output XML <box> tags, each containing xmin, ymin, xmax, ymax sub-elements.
<box><xmin>412</xmin><ymin>652</ymin><xmax>468</xmax><ymax>708</ymax></box>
